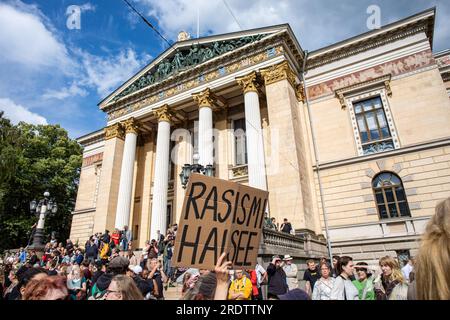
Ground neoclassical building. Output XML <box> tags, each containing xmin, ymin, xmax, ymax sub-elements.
<box><xmin>71</xmin><ymin>8</ymin><xmax>450</xmax><ymax>264</ymax></box>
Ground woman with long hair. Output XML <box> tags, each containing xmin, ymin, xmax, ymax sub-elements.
<box><xmin>374</xmin><ymin>256</ymin><xmax>408</xmax><ymax>300</ymax></box>
<box><xmin>330</xmin><ymin>256</ymin><xmax>359</xmax><ymax>300</ymax></box>
<box><xmin>105</xmin><ymin>275</ymin><xmax>144</xmax><ymax>300</ymax></box>
<box><xmin>412</xmin><ymin>197</ymin><xmax>450</xmax><ymax>300</ymax></box>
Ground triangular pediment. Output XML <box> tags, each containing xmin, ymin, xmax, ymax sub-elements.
<box><xmin>99</xmin><ymin>25</ymin><xmax>294</xmax><ymax>108</ymax></box>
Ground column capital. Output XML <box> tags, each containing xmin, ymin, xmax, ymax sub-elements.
<box><xmin>192</xmin><ymin>88</ymin><xmax>216</xmax><ymax>109</ymax></box>
<box><xmin>153</xmin><ymin>104</ymin><xmax>173</xmax><ymax>123</ymax></box>
<box><xmin>122</xmin><ymin>117</ymin><xmax>140</xmax><ymax>135</ymax></box>
<box><xmin>104</xmin><ymin>123</ymin><xmax>125</xmax><ymax>140</ymax></box>
<box><xmin>260</xmin><ymin>60</ymin><xmax>296</xmax><ymax>88</ymax></box>
<box><xmin>295</xmin><ymin>83</ymin><xmax>306</xmax><ymax>103</ymax></box>
<box><xmin>236</xmin><ymin>71</ymin><xmax>259</xmax><ymax>94</ymax></box>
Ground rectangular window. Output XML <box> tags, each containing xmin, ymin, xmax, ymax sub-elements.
<box><xmin>190</xmin><ymin>121</ymin><xmax>199</xmax><ymax>164</ymax></box>
<box><xmin>353</xmin><ymin>96</ymin><xmax>394</xmax><ymax>155</ymax></box>
<box><xmin>233</xmin><ymin>118</ymin><xmax>247</xmax><ymax>166</ymax></box>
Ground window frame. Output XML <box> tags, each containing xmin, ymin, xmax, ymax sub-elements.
<box><xmin>345</xmin><ymin>88</ymin><xmax>400</xmax><ymax>156</ymax></box>
<box><xmin>233</xmin><ymin>118</ymin><xmax>248</xmax><ymax>166</ymax></box>
<box><xmin>372</xmin><ymin>171</ymin><xmax>411</xmax><ymax>220</ymax></box>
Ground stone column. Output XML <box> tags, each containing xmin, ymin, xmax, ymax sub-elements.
<box><xmin>94</xmin><ymin>123</ymin><xmax>125</xmax><ymax>234</ymax></box>
<box><xmin>193</xmin><ymin>88</ymin><xmax>215</xmax><ymax>166</ymax></box>
<box><xmin>260</xmin><ymin>60</ymin><xmax>317</xmax><ymax>233</ymax></box>
<box><xmin>150</xmin><ymin>105</ymin><xmax>172</xmax><ymax>240</ymax></box>
<box><xmin>236</xmin><ymin>71</ymin><xmax>268</xmax><ymax>191</ymax></box>
<box><xmin>115</xmin><ymin>118</ymin><xmax>140</xmax><ymax>230</ymax></box>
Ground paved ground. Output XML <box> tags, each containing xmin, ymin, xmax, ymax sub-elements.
<box><xmin>164</xmin><ymin>283</ymin><xmax>182</xmax><ymax>300</ymax></box>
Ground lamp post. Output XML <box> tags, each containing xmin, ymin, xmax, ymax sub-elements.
<box><xmin>28</xmin><ymin>191</ymin><xmax>58</xmax><ymax>252</ymax></box>
<box><xmin>179</xmin><ymin>153</ymin><xmax>215</xmax><ymax>189</ymax></box>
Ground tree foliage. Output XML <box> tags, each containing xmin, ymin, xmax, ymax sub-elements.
<box><xmin>0</xmin><ymin>112</ymin><xmax>82</xmax><ymax>252</ymax></box>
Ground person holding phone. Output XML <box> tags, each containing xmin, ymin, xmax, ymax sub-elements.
<box><xmin>267</xmin><ymin>255</ymin><xmax>288</xmax><ymax>299</ymax></box>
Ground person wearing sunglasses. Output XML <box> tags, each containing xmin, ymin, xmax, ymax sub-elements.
<box><xmin>352</xmin><ymin>262</ymin><xmax>375</xmax><ymax>300</ymax></box>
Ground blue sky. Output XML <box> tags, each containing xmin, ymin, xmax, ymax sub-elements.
<box><xmin>1</xmin><ymin>0</ymin><xmax>449</xmax><ymax>139</ymax></box>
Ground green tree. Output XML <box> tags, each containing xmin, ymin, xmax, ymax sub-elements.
<box><xmin>0</xmin><ymin>112</ymin><xmax>82</xmax><ymax>252</ymax></box>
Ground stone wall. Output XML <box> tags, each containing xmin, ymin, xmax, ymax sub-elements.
<box><xmin>314</xmin><ymin>144</ymin><xmax>450</xmax><ymax>228</ymax></box>
<box><xmin>69</xmin><ymin>209</ymin><xmax>95</xmax><ymax>245</ymax></box>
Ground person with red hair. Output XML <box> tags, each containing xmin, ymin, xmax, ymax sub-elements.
<box><xmin>22</xmin><ymin>275</ymin><xmax>68</xmax><ymax>300</ymax></box>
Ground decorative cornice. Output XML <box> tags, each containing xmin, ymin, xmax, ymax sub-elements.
<box><xmin>153</xmin><ymin>105</ymin><xmax>173</xmax><ymax>123</ymax></box>
<box><xmin>334</xmin><ymin>74</ymin><xmax>392</xmax><ymax>109</ymax></box>
<box><xmin>122</xmin><ymin>117</ymin><xmax>140</xmax><ymax>135</ymax></box>
<box><xmin>106</xmin><ymin>42</ymin><xmax>286</xmax><ymax>121</ymax></box>
<box><xmin>104</xmin><ymin>123</ymin><xmax>125</xmax><ymax>140</ymax></box>
<box><xmin>236</xmin><ymin>71</ymin><xmax>259</xmax><ymax>94</ymax></box>
<box><xmin>192</xmin><ymin>88</ymin><xmax>217</xmax><ymax>109</ymax></box>
<box><xmin>308</xmin><ymin>14</ymin><xmax>434</xmax><ymax>69</ymax></box>
<box><xmin>112</xmin><ymin>34</ymin><xmax>268</xmax><ymax>102</ymax></box>
<box><xmin>260</xmin><ymin>60</ymin><xmax>296</xmax><ymax>88</ymax></box>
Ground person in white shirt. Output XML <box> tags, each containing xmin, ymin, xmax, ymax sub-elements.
<box><xmin>401</xmin><ymin>258</ymin><xmax>414</xmax><ymax>282</ymax></box>
<box><xmin>254</xmin><ymin>263</ymin><xmax>267</xmax><ymax>300</ymax></box>
<box><xmin>330</xmin><ymin>256</ymin><xmax>359</xmax><ymax>300</ymax></box>
<box><xmin>312</xmin><ymin>262</ymin><xmax>335</xmax><ymax>300</ymax></box>
<box><xmin>282</xmin><ymin>255</ymin><xmax>298</xmax><ymax>290</ymax></box>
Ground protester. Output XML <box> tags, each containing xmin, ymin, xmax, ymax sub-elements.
<box><xmin>127</xmin><ymin>265</ymin><xmax>154</xmax><ymax>299</ymax></box>
<box><xmin>280</xmin><ymin>218</ymin><xmax>293</xmax><ymax>234</ymax></box>
<box><xmin>228</xmin><ymin>270</ymin><xmax>252</xmax><ymax>300</ymax></box>
<box><xmin>330</xmin><ymin>256</ymin><xmax>359</xmax><ymax>300</ymax></box>
<box><xmin>148</xmin><ymin>258</ymin><xmax>166</xmax><ymax>300</ymax></box>
<box><xmin>90</xmin><ymin>256</ymin><xmax>129</xmax><ymax>299</ymax></box>
<box><xmin>352</xmin><ymin>262</ymin><xmax>375</xmax><ymax>300</ymax></box>
<box><xmin>267</xmin><ymin>255</ymin><xmax>288</xmax><ymax>298</ymax></box>
<box><xmin>105</xmin><ymin>274</ymin><xmax>144</xmax><ymax>300</ymax></box>
<box><xmin>22</xmin><ymin>275</ymin><xmax>68</xmax><ymax>300</ymax></box>
<box><xmin>282</xmin><ymin>255</ymin><xmax>298</xmax><ymax>290</ymax></box>
<box><xmin>182</xmin><ymin>272</ymin><xmax>217</xmax><ymax>300</ymax></box>
<box><xmin>331</xmin><ymin>255</ymin><xmax>340</xmax><ymax>278</ymax></box>
<box><xmin>127</xmin><ymin>250</ymin><xmax>138</xmax><ymax>267</ymax></box>
<box><xmin>111</xmin><ymin>229</ymin><xmax>120</xmax><ymax>248</ymax></box>
<box><xmin>399</xmin><ymin>259</ymin><xmax>412</xmax><ymax>283</ymax></box>
<box><xmin>120</xmin><ymin>225</ymin><xmax>133</xmax><ymax>252</ymax></box>
<box><xmin>277</xmin><ymin>288</ymin><xmax>310</xmax><ymax>300</ymax></box>
<box><xmin>254</xmin><ymin>263</ymin><xmax>267</xmax><ymax>300</ymax></box>
<box><xmin>85</xmin><ymin>237</ymin><xmax>98</xmax><ymax>264</ymax></box>
<box><xmin>303</xmin><ymin>259</ymin><xmax>320</xmax><ymax>297</ymax></box>
<box><xmin>374</xmin><ymin>256</ymin><xmax>408</xmax><ymax>300</ymax></box>
<box><xmin>412</xmin><ymin>197</ymin><xmax>450</xmax><ymax>300</ymax></box>
<box><xmin>312</xmin><ymin>262</ymin><xmax>335</xmax><ymax>300</ymax></box>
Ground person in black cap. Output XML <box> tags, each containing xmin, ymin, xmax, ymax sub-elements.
<box><xmin>267</xmin><ymin>255</ymin><xmax>288</xmax><ymax>299</ymax></box>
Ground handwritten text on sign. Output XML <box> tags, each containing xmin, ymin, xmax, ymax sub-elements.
<box><xmin>172</xmin><ymin>174</ymin><xmax>269</xmax><ymax>270</ymax></box>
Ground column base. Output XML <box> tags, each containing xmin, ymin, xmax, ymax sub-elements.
<box><xmin>27</xmin><ymin>228</ymin><xmax>46</xmax><ymax>253</ymax></box>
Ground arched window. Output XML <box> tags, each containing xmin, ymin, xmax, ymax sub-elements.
<box><xmin>372</xmin><ymin>172</ymin><xmax>410</xmax><ymax>219</ymax></box>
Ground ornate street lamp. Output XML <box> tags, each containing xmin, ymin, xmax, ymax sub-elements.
<box><xmin>28</xmin><ymin>191</ymin><xmax>57</xmax><ymax>252</ymax></box>
<box><xmin>179</xmin><ymin>153</ymin><xmax>215</xmax><ymax>188</ymax></box>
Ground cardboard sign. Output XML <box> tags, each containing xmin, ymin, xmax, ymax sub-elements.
<box><xmin>172</xmin><ymin>174</ymin><xmax>269</xmax><ymax>270</ymax></box>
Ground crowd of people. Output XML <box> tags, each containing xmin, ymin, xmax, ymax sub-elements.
<box><xmin>0</xmin><ymin>197</ymin><xmax>448</xmax><ymax>300</ymax></box>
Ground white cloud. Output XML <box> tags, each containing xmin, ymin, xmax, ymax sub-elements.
<box><xmin>136</xmin><ymin>0</ymin><xmax>450</xmax><ymax>51</ymax></box>
<box><xmin>0</xmin><ymin>1</ymin><xmax>73</xmax><ymax>72</ymax></box>
<box><xmin>42</xmin><ymin>82</ymin><xmax>88</xmax><ymax>100</ymax></box>
<box><xmin>77</xmin><ymin>48</ymin><xmax>151</xmax><ymax>98</ymax></box>
<box><xmin>0</xmin><ymin>98</ymin><xmax>48</xmax><ymax>125</ymax></box>
<box><xmin>79</xmin><ymin>3</ymin><xmax>96</xmax><ymax>12</ymax></box>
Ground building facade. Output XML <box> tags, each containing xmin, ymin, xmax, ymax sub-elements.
<box><xmin>70</xmin><ymin>8</ymin><xmax>450</xmax><ymax>264</ymax></box>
